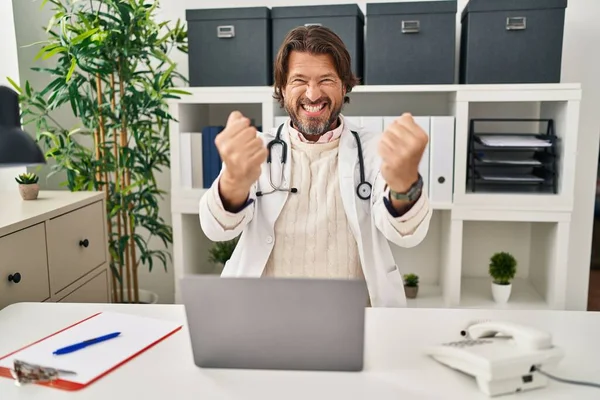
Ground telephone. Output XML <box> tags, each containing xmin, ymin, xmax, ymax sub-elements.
<box><xmin>423</xmin><ymin>320</ymin><xmax>565</xmax><ymax>397</ymax></box>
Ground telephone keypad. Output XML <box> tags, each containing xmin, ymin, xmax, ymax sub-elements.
<box><xmin>443</xmin><ymin>340</ymin><xmax>493</xmax><ymax>348</ymax></box>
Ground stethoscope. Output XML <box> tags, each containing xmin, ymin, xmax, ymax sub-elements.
<box><xmin>256</xmin><ymin>123</ymin><xmax>372</xmax><ymax>200</ymax></box>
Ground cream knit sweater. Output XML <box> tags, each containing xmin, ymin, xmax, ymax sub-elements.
<box><xmin>262</xmin><ymin>132</ymin><xmax>363</xmax><ymax>279</ymax></box>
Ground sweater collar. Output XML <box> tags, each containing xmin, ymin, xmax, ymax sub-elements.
<box><xmin>287</xmin><ymin>116</ymin><xmax>344</xmax><ymax>144</ymax></box>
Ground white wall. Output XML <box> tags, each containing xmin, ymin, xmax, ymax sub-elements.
<box><xmin>11</xmin><ymin>0</ymin><xmax>600</xmax><ymax>308</ymax></box>
<box><xmin>0</xmin><ymin>0</ymin><xmax>25</xmax><ymax>190</ymax></box>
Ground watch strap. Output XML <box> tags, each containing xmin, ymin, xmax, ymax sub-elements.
<box><xmin>389</xmin><ymin>175</ymin><xmax>423</xmax><ymax>202</ymax></box>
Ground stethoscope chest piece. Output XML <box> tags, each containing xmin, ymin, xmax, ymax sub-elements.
<box><xmin>357</xmin><ymin>181</ymin><xmax>372</xmax><ymax>200</ymax></box>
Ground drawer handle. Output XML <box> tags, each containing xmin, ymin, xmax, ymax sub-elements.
<box><xmin>79</xmin><ymin>239</ymin><xmax>90</xmax><ymax>248</ymax></box>
<box><xmin>8</xmin><ymin>273</ymin><xmax>21</xmax><ymax>284</ymax></box>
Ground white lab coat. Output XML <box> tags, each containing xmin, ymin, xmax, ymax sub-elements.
<box><xmin>198</xmin><ymin>117</ymin><xmax>433</xmax><ymax>307</ymax></box>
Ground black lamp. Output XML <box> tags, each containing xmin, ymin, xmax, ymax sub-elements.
<box><xmin>0</xmin><ymin>85</ymin><xmax>45</xmax><ymax>167</ymax></box>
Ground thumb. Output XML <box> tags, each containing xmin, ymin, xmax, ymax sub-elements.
<box><xmin>227</xmin><ymin>110</ymin><xmax>245</xmax><ymax>126</ymax></box>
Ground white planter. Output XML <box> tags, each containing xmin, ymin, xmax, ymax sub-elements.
<box><xmin>116</xmin><ymin>289</ymin><xmax>159</xmax><ymax>304</ymax></box>
<box><xmin>491</xmin><ymin>282</ymin><xmax>512</xmax><ymax>304</ymax></box>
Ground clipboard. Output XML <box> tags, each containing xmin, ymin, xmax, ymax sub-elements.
<box><xmin>0</xmin><ymin>311</ymin><xmax>182</xmax><ymax>391</ymax></box>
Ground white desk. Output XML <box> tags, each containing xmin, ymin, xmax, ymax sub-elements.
<box><xmin>0</xmin><ymin>303</ymin><xmax>598</xmax><ymax>399</ymax></box>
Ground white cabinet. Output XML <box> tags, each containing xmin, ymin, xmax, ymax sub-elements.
<box><xmin>0</xmin><ymin>191</ymin><xmax>111</xmax><ymax>310</ymax></box>
<box><xmin>168</xmin><ymin>84</ymin><xmax>587</xmax><ymax>310</ymax></box>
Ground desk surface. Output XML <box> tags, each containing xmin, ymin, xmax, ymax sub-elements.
<box><xmin>0</xmin><ymin>303</ymin><xmax>598</xmax><ymax>399</ymax></box>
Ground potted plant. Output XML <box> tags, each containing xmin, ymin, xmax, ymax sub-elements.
<box><xmin>208</xmin><ymin>237</ymin><xmax>239</xmax><ymax>274</ymax></box>
<box><xmin>489</xmin><ymin>251</ymin><xmax>517</xmax><ymax>303</ymax></box>
<box><xmin>15</xmin><ymin>172</ymin><xmax>40</xmax><ymax>200</ymax></box>
<box><xmin>403</xmin><ymin>273</ymin><xmax>419</xmax><ymax>299</ymax></box>
<box><xmin>9</xmin><ymin>0</ymin><xmax>188</xmax><ymax>304</ymax></box>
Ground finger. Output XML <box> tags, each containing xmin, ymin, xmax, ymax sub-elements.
<box><xmin>386</xmin><ymin>124</ymin><xmax>413</xmax><ymax>147</ymax></box>
<box><xmin>378</xmin><ymin>135</ymin><xmax>398</xmax><ymax>162</ymax></box>
<box><xmin>248</xmin><ymin>145</ymin><xmax>268</xmax><ymax>166</ymax></box>
<box><xmin>246</xmin><ymin>137</ymin><xmax>266</xmax><ymax>154</ymax></box>
<box><xmin>395</xmin><ymin>113</ymin><xmax>428</xmax><ymax>142</ymax></box>
<box><xmin>235</xmin><ymin>126</ymin><xmax>258</xmax><ymax>143</ymax></box>
<box><xmin>219</xmin><ymin>119</ymin><xmax>253</xmax><ymax>142</ymax></box>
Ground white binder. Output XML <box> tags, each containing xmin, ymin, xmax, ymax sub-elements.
<box><xmin>343</xmin><ymin>116</ymin><xmax>362</xmax><ymax>130</ymax></box>
<box><xmin>179</xmin><ymin>133</ymin><xmax>193</xmax><ymax>188</ymax></box>
<box><xmin>429</xmin><ymin>116</ymin><xmax>455</xmax><ymax>205</ymax></box>
<box><xmin>383</xmin><ymin>116</ymin><xmax>430</xmax><ymax>193</ymax></box>
<box><xmin>361</xmin><ymin>117</ymin><xmax>383</xmax><ymax>133</ymax></box>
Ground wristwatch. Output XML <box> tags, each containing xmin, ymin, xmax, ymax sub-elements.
<box><xmin>389</xmin><ymin>175</ymin><xmax>423</xmax><ymax>202</ymax></box>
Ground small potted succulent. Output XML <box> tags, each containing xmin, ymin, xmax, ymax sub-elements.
<box><xmin>403</xmin><ymin>273</ymin><xmax>419</xmax><ymax>299</ymax></box>
<box><xmin>208</xmin><ymin>237</ymin><xmax>239</xmax><ymax>274</ymax></box>
<box><xmin>489</xmin><ymin>251</ymin><xmax>517</xmax><ymax>304</ymax></box>
<box><xmin>15</xmin><ymin>172</ymin><xmax>40</xmax><ymax>200</ymax></box>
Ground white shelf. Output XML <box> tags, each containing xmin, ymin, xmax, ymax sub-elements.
<box><xmin>460</xmin><ymin>278</ymin><xmax>549</xmax><ymax>310</ymax></box>
<box><xmin>406</xmin><ymin>284</ymin><xmax>444</xmax><ymax>308</ymax></box>
<box><xmin>171</xmin><ymin>189</ymin><xmax>208</xmax><ymax>215</ymax></box>
<box><xmin>168</xmin><ymin>83</ymin><xmax>586</xmax><ymax>309</ymax></box>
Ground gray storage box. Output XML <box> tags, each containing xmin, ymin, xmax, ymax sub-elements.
<box><xmin>460</xmin><ymin>0</ymin><xmax>568</xmax><ymax>84</ymax></box>
<box><xmin>186</xmin><ymin>7</ymin><xmax>271</xmax><ymax>87</ymax></box>
<box><xmin>365</xmin><ymin>1</ymin><xmax>457</xmax><ymax>85</ymax></box>
<box><xmin>271</xmin><ymin>5</ymin><xmax>364</xmax><ymax>82</ymax></box>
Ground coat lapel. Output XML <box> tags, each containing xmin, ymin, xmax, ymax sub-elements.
<box><xmin>338</xmin><ymin>128</ymin><xmax>361</xmax><ymax>242</ymax></box>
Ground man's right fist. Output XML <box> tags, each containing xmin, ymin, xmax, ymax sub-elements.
<box><xmin>215</xmin><ymin>111</ymin><xmax>268</xmax><ymax>192</ymax></box>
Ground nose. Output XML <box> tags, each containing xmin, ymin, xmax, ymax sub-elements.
<box><xmin>305</xmin><ymin>82</ymin><xmax>322</xmax><ymax>102</ymax></box>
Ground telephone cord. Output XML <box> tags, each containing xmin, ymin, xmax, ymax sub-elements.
<box><xmin>533</xmin><ymin>366</ymin><xmax>600</xmax><ymax>389</ymax></box>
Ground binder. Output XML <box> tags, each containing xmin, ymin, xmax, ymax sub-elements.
<box><xmin>383</xmin><ymin>116</ymin><xmax>430</xmax><ymax>193</ymax></box>
<box><xmin>201</xmin><ymin>126</ymin><xmax>224</xmax><ymax>188</ymax></box>
<box><xmin>0</xmin><ymin>312</ymin><xmax>181</xmax><ymax>391</ymax></box>
<box><xmin>179</xmin><ymin>132</ymin><xmax>193</xmax><ymax>188</ymax></box>
<box><xmin>343</xmin><ymin>116</ymin><xmax>361</xmax><ymax>130</ymax></box>
<box><xmin>361</xmin><ymin>117</ymin><xmax>383</xmax><ymax>134</ymax></box>
<box><xmin>429</xmin><ymin>116</ymin><xmax>455</xmax><ymax>205</ymax></box>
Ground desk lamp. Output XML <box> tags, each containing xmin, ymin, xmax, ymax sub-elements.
<box><xmin>0</xmin><ymin>85</ymin><xmax>45</xmax><ymax>166</ymax></box>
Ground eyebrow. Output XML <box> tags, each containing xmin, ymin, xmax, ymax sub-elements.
<box><xmin>288</xmin><ymin>73</ymin><xmax>338</xmax><ymax>80</ymax></box>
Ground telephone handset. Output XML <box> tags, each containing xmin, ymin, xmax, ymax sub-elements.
<box><xmin>424</xmin><ymin>321</ymin><xmax>564</xmax><ymax>397</ymax></box>
<box><xmin>465</xmin><ymin>320</ymin><xmax>553</xmax><ymax>350</ymax></box>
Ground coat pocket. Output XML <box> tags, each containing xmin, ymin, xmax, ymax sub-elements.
<box><xmin>386</xmin><ymin>265</ymin><xmax>404</xmax><ymax>289</ymax></box>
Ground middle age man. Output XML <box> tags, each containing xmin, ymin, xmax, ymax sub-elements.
<box><xmin>199</xmin><ymin>25</ymin><xmax>432</xmax><ymax>307</ymax></box>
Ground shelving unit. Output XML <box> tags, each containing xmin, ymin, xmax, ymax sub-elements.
<box><xmin>169</xmin><ymin>83</ymin><xmax>583</xmax><ymax>310</ymax></box>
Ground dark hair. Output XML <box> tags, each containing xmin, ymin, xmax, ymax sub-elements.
<box><xmin>272</xmin><ymin>25</ymin><xmax>360</xmax><ymax>108</ymax></box>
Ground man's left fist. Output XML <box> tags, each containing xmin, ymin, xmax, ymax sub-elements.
<box><xmin>378</xmin><ymin>113</ymin><xmax>428</xmax><ymax>193</ymax></box>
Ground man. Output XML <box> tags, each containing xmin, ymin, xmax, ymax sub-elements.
<box><xmin>199</xmin><ymin>25</ymin><xmax>432</xmax><ymax>307</ymax></box>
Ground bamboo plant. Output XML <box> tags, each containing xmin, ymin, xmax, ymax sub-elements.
<box><xmin>8</xmin><ymin>0</ymin><xmax>189</xmax><ymax>303</ymax></box>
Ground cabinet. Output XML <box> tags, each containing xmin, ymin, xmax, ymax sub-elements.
<box><xmin>168</xmin><ymin>84</ymin><xmax>591</xmax><ymax>310</ymax></box>
<box><xmin>0</xmin><ymin>191</ymin><xmax>110</xmax><ymax>310</ymax></box>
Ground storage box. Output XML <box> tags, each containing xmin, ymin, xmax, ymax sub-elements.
<box><xmin>365</xmin><ymin>1</ymin><xmax>457</xmax><ymax>85</ymax></box>
<box><xmin>459</xmin><ymin>0</ymin><xmax>568</xmax><ymax>84</ymax></box>
<box><xmin>186</xmin><ymin>7</ymin><xmax>272</xmax><ymax>87</ymax></box>
<box><xmin>271</xmin><ymin>5</ymin><xmax>364</xmax><ymax>82</ymax></box>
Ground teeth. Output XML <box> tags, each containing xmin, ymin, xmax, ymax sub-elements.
<box><xmin>303</xmin><ymin>104</ymin><xmax>324</xmax><ymax>113</ymax></box>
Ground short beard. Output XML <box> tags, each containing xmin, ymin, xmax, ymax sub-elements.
<box><xmin>285</xmin><ymin>98</ymin><xmax>342</xmax><ymax>137</ymax></box>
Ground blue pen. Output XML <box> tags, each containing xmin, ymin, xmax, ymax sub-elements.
<box><xmin>53</xmin><ymin>332</ymin><xmax>121</xmax><ymax>355</ymax></box>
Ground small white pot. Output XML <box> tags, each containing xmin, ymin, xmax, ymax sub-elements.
<box><xmin>116</xmin><ymin>289</ymin><xmax>159</xmax><ymax>304</ymax></box>
<box><xmin>491</xmin><ymin>282</ymin><xmax>512</xmax><ymax>304</ymax></box>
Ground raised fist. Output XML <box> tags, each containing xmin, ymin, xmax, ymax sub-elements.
<box><xmin>378</xmin><ymin>113</ymin><xmax>428</xmax><ymax>193</ymax></box>
<box><xmin>215</xmin><ymin>111</ymin><xmax>268</xmax><ymax>193</ymax></box>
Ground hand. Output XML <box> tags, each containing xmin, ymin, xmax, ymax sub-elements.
<box><xmin>215</xmin><ymin>111</ymin><xmax>268</xmax><ymax>209</ymax></box>
<box><xmin>378</xmin><ymin>113</ymin><xmax>428</xmax><ymax>193</ymax></box>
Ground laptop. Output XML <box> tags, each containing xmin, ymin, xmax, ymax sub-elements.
<box><xmin>180</xmin><ymin>275</ymin><xmax>369</xmax><ymax>372</ymax></box>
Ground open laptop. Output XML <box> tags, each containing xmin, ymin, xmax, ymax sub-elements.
<box><xmin>180</xmin><ymin>275</ymin><xmax>369</xmax><ymax>372</ymax></box>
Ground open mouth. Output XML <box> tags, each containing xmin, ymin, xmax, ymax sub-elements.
<box><xmin>300</xmin><ymin>102</ymin><xmax>327</xmax><ymax>116</ymax></box>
